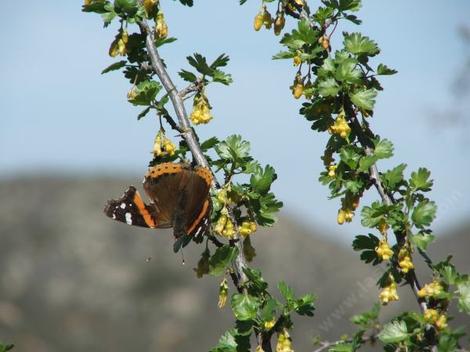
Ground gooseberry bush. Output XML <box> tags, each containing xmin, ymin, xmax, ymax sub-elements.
<box><xmin>81</xmin><ymin>0</ymin><xmax>470</xmax><ymax>351</ymax></box>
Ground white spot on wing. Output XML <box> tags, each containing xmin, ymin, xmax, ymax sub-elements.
<box><xmin>120</xmin><ymin>203</ymin><xmax>126</xmax><ymax>209</ymax></box>
<box><xmin>112</xmin><ymin>214</ymin><xmax>116</xmax><ymax>220</ymax></box>
<box><xmin>125</xmin><ymin>212</ymin><xmax>132</xmax><ymax>225</ymax></box>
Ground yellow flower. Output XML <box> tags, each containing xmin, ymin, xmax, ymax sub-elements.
<box><xmin>218</xmin><ymin>278</ymin><xmax>228</xmax><ymax>308</ymax></box>
<box><xmin>318</xmin><ymin>35</ymin><xmax>330</xmax><ymax>50</ymax></box>
<box><xmin>293</xmin><ymin>54</ymin><xmax>302</xmax><ymax>66</ymax></box>
<box><xmin>276</xmin><ymin>329</ymin><xmax>294</xmax><ymax>352</ymax></box>
<box><xmin>398</xmin><ymin>248</ymin><xmax>414</xmax><ymax>274</ymax></box>
<box><xmin>417</xmin><ymin>280</ymin><xmax>443</xmax><ymax>298</ymax></box>
<box><xmin>424</xmin><ymin>309</ymin><xmax>448</xmax><ymax>330</ymax></box>
<box><xmin>424</xmin><ymin>309</ymin><xmax>439</xmax><ymax>323</ymax></box>
<box><xmin>264</xmin><ymin>319</ymin><xmax>276</xmax><ymax>330</ymax></box>
<box><xmin>327</xmin><ymin>163</ymin><xmax>337</xmax><ymax>177</ymax></box>
<box><xmin>109</xmin><ymin>30</ymin><xmax>128</xmax><ymax>57</ymax></box>
<box><xmin>155</xmin><ymin>12</ymin><xmax>168</xmax><ymax>39</ymax></box>
<box><xmin>292</xmin><ymin>83</ymin><xmax>304</xmax><ymax>99</ymax></box>
<box><xmin>274</xmin><ymin>13</ymin><xmax>285</xmax><ymax>36</ymax></box>
<box><xmin>214</xmin><ymin>214</ymin><xmax>228</xmax><ymax>234</ymax></box>
<box><xmin>239</xmin><ymin>221</ymin><xmax>257</xmax><ymax>237</ymax></box>
<box><xmin>214</xmin><ymin>210</ymin><xmax>236</xmax><ymax>238</ymax></box>
<box><xmin>435</xmin><ymin>314</ymin><xmax>448</xmax><ymax>330</ymax></box>
<box><xmin>254</xmin><ymin>11</ymin><xmax>264</xmax><ymax>31</ymax></box>
<box><xmin>375</xmin><ymin>239</ymin><xmax>394</xmax><ymax>261</ymax></box>
<box><xmin>329</xmin><ymin>113</ymin><xmax>351</xmax><ymax>139</ymax></box>
<box><xmin>379</xmin><ymin>281</ymin><xmax>399</xmax><ymax>304</ymax></box>
<box><xmin>337</xmin><ymin>208</ymin><xmax>354</xmax><ymax>225</ymax></box>
<box><xmin>190</xmin><ymin>94</ymin><xmax>213</xmax><ymax>124</ymax></box>
<box><xmin>152</xmin><ymin>131</ymin><xmax>176</xmax><ymax>157</ymax></box>
<box><xmin>378</xmin><ymin>220</ymin><xmax>389</xmax><ymax>235</ymax></box>
<box><xmin>293</xmin><ymin>0</ymin><xmax>304</xmax><ymax>6</ymax></box>
<box><xmin>263</xmin><ymin>9</ymin><xmax>273</xmax><ymax>29</ymax></box>
<box><xmin>143</xmin><ymin>0</ymin><xmax>158</xmax><ymax>13</ymax></box>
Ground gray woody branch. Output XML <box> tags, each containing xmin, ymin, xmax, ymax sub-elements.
<box><xmin>137</xmin><ymin>19</ymin><xmax>248</xmax><ymax>287</ymax></box>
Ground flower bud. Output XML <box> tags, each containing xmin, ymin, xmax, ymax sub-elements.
<box><xmin>273</xmin><ymin>13</ymin><xmax>285</xmax><ymax>35</ymax></box>
<box><xmin>254</xmin><ymin>12</ymin><xmax>264</xmax><ymax>31</ymax></box>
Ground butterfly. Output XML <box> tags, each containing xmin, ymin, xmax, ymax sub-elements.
<box><xmin>104</xmin><ymin>162</ymin><xmax>213</xmax><ymax>244</ymax></box>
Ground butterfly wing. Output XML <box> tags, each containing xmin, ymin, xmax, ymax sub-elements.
<box><xmin>179</xmin><ymin>166</ymin><xmax>212</xmax><ymax>238</ymax></box>
<box><xmin>143</xmin><ymin>162</ymin><xmax>188</xmax><ymax>228</ymax></box>
<box><xmin>104</xmin><ymin>186</ymin><xmax>158</xmax><ymax>228</ymax></box>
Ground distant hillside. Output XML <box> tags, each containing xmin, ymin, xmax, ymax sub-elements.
<box><xmin>0</xmin><ymin>177</ymin><xmax>468</xmax><ymax>351</ymax></box>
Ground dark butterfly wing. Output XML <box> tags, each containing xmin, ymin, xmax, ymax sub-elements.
<box><xmin>104</xmin><ymin>186</ymin><xmax>158</xmax><ymax>228</ymax></box>
<box><xmin>181</xmin><ymin>166</ymin><xmax>212</xmax><ymax>239</ymax></box>
<box><xmin>143</xmin><ymin>162</ymin><xmax>189</xmax><ymax>228</ymax></box>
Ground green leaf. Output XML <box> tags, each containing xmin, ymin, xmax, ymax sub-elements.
<box><xmin>351</xmin><ymin>303</ymin><xmax>380</xmax><ymax>327</ymax></box>
<box><xmin>210</xmin><ymin>330</ymin><xmax>237</xmax><ymax>352</ymax></box>
<box><xmin>328</xmin><ymin>343</ymin><xmax>353</xmax><ymax>352</ymax></box>
<box><xmin>339</xmin><ymin>0</ymin><xmax>362</xmax><ymax>12</ymax></box>
<box><xmin>457</xmin><ymin>281</ymin><xmax>470</xmax><ymax>314</ymax></box>
<box><xmin>243</xmin><ymin>267</ymin><xmax>268</xmax><ymax>293</ymax></box>
<box><xmin>377</xmin><ymin>63</ymin><xmax>397</xmax><ymax>75</ymax></box>
<box><xmin>382</xmin><ymin>163</ymin><xmax>407</xmax><ymax>190</ymax></box>
<box><xmin>101</xmin><ymin>60</ymin><xmax>126</xmax><ymax>74</ymax></box>
<box><xmin>200</xmin><ymin>137</ymin><xmax>219</xmax><ymax>151</ymax></box>
<box><xmin>374</xmin><ymin>139</ymin><xmax>394</xmax><ymax>159</ymax></box>
<box><xmin>212</xmin><ymin>69</ymin><xmax>233</xmax><ymax>85</ymax></box>
<box><xmin>231</xmin><ymin>294</ymin><xmax>259</xmax><ymax>321</ymax></box>
<box><xmin>0</xmin><ymin>343</ymin><xmax>14</xmax><ymax>352</ymax></box>
<box><xmin>334</xmin><ymin>58</ymin><xmax>362</xmax><ymax>83</ymax></box>
<box><xmin>209</xmin><ymin>245</ymin><xmax>239</xmax><ymax>276</ymax></box>
<box><xmin>318</xmin><ymin>78</ymin><xmax>340</xmax><ymax>97</ymax></box>
<box><xmin>210</xmin><ymin>54</ymin><xmax>230</xmax><ymax>69</ymax></box>
<box><xmin>114</xmin><ymin>0</ymin><xmax>138</xmax><ymax>15</ymax></box>
<box><xmin>344</xmin><ymin>14</ymin><xmax>362</xmax><ymax>25</ymax></box>
<box><xmin>82</xmin><ymin>1</ymin><xmax>111</xmax><ymax>13</ymax></box>
<box><xmin>294</xmin><ymin>293</ymin><xmax>316</xmax><ymax>316</ymax></box>
<box><xmin>128</xmin><ymin>80</ymin><xmax>162</xmax><ymax>106</ymax></box>
<box><xmin>187</xmin><ymin>53</ymin><xmax>212</xmax><ymax>75</ymax></box>
<box><xmin>155</xmin><ymin>36</ymin><xmax>177</xmax><ymax>48</ymax></box>
<box><xmin>349</xmin><ymin>88</ymin><xmax>377</xmax><ymax>111</ymax></box>
<box><xmin>352</xmin><ymin>234</ymin><xmax>380</xmax><ymax>264</ymax></box>
<box><xmin>358</xmin><ymin>155</ymin><xmax>377</xmax><ymax>172</ymax></box>
<box><xmin>344</xmin><ymin>32</ymin><xmax>379</xmax><ymax>56</ymax></box>
<box><xmin>410</xmin><ymin>232</ymin><xmax>435</xmax><ymax>251</ymax></box>
<box><xmin>250</xmin><ymin>165</ymin><xmax>276</xmax><ymax>195</ymax></box>
<box><xmin>215</xmin><ymin>135</ymin><xmax>251</xmax><ymax>163</ymax></box>
<box><xmin>378</xmin><ymin>320</ymin><xmax>408</xmax><ymax>344</ymax></box>
<box><xmin>411</xmin><ymin>200</ymin><xmax>437</xmax><ymax>228</ymax></box>
<box><xmin>253</xmin><ymin>192</ymin><xmax>283</xmax><ymax>226</ymax></box>
<box><xmin>235</xmin><ymin>320</ymin><xmax>253</xmax><ymax>337</ymax></box>
<box><xmin>410</xmin><ymin>168</ymin><xmax>433</xmax><ymax>192</ymax></box>
<box><xmin>340</xmin><ymin>145</ymin><xmax>362</xmax><ymax>169</ymax></box>
<box><xmin>278</xmin><ymin>281</ymin><xmax>295</xmax><ymax>303</ymax></box>
<box><xmin>360</xmin><ymin>203</ymin><xmax>386</xmax><ymax>228</ymax></box>
<box><xmin>178</xmin><ymin>69</ymin><xmax>197</xmax><ymax>83</ymax></box>
<box><xmin>272</xmin><ymin>51</ymin><xmax>295</xmax><ymax>60</ymax></box>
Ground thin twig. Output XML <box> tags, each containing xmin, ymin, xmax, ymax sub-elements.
<box><xmin>313</xmin><ymin>334</ymin><xmax>377</xmax><ymax>352</ymax></box>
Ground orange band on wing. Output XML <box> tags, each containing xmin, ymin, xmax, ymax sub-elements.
<box><xmin>187</xmin><ymin>199</ymin><xmax>210</xmax><ymax>235</ymax></box>
<box><xmin>133</xmin><ymin>192</ymin><xmax>157</xmax><ymax>228</ymax></box>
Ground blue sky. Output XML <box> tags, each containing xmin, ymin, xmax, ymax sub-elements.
<box><xmin>1</xmin><ymin>1</ymin><xmax>469</xmax><ymax>241</ymax></box>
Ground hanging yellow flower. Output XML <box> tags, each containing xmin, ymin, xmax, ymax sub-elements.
<box><xmin>190</xmin><ymin>94</ymin><xmax>213</xmax><ymax>124</ymax></box>
<box><xmin>379</xmin><ymin>281</ymin><xmax>399</xmax><ymax>304</ymax></box>
<box><xmin>155</xmin><ymin>11</ymin><xmax>168</xmax><ymax>39</ymax></box>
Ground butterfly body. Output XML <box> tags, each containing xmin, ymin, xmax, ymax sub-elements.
<box><xmin>104</xmin><ymin>162</ymin><xmax>212</xmax><ymax>239</ymax></box>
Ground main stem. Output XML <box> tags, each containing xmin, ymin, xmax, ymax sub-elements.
<box><xmin>137</xmin><ymin>19</ymin><xmax>248</xmax><ymax>289</ymax></box>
